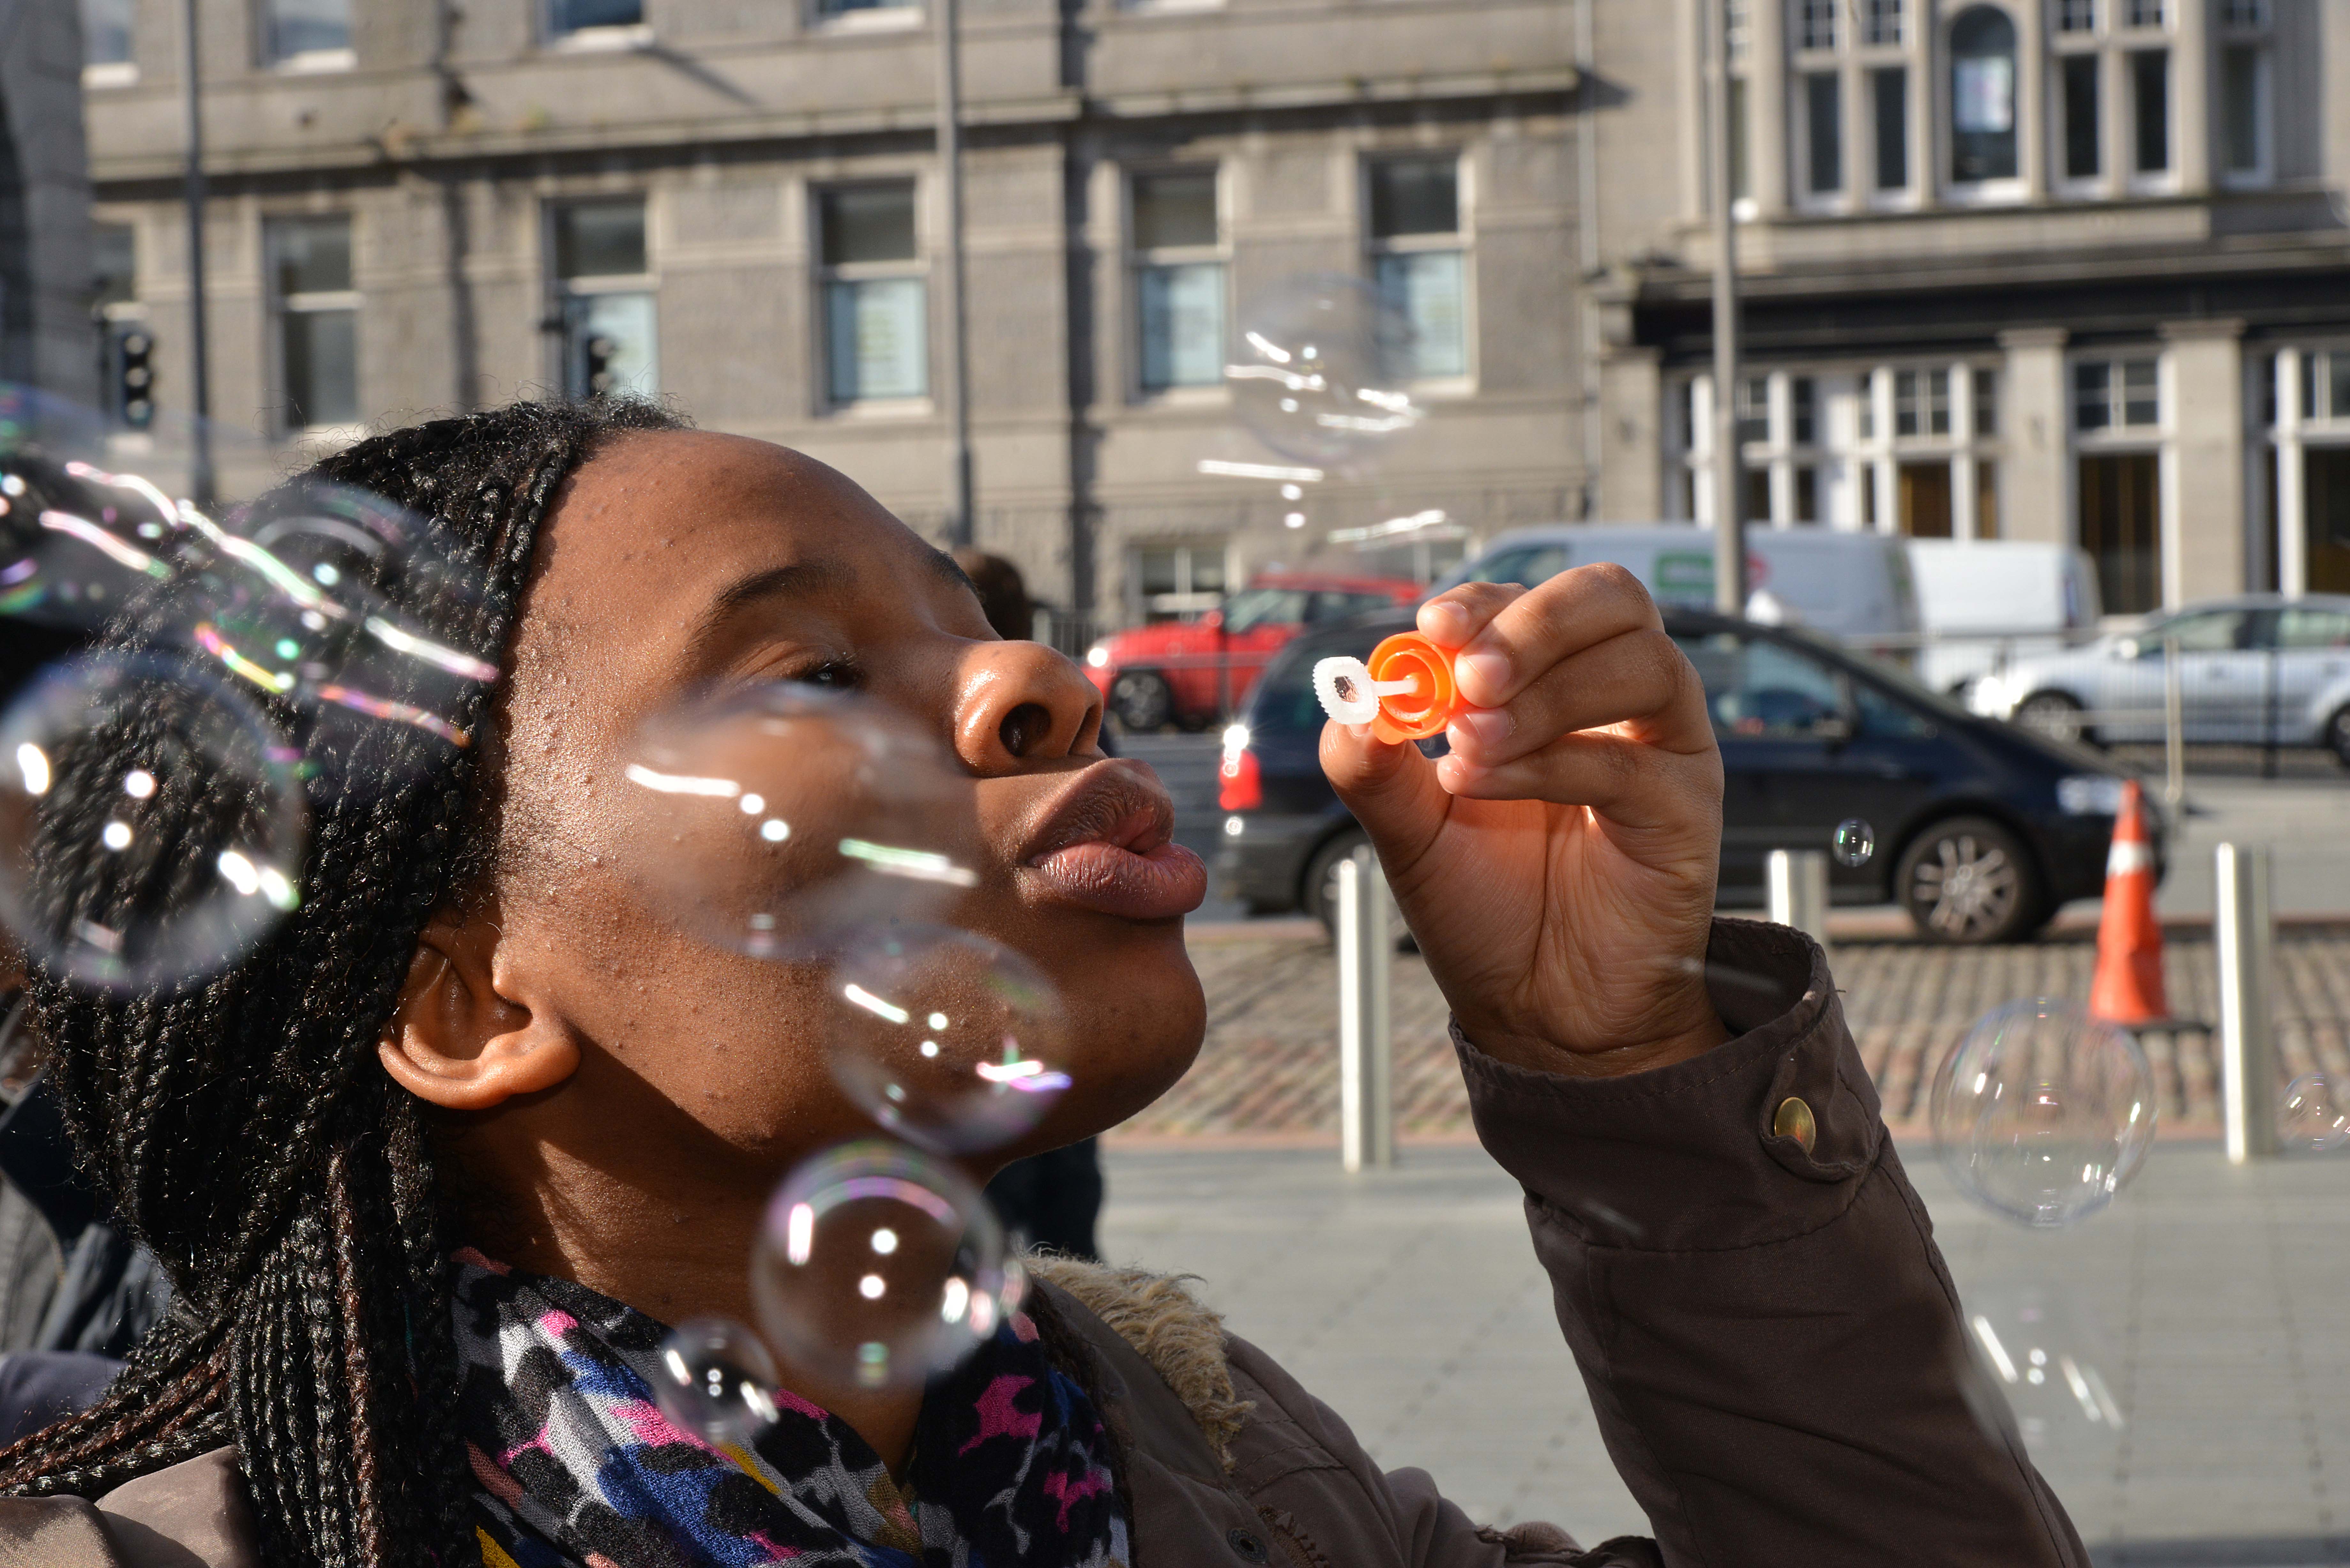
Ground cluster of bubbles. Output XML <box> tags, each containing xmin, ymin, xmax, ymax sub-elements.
<box><xmin>1</xmin><ymin>399</ymin><xmax>498</xmax><ymax>991</ymax></box>
<box><xmin>2280</xmin><ymin>1071</ymin><xmax>2347</xmax><ymax>1152</ymax></box>
<box><xmin>615</xmin><ymin>681</ymin><xmax>1069</xmax><ymax>1429</ymax></box>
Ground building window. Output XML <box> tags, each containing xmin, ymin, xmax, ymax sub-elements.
<box><xmin>1367</xmin><ymin>157</ymin><xmax>1467</xmax><ymax>382</ymax></box>
<box><xmin>1131</xmin><ymin>170</ymin><xmax>1224</xmax><ymax>393</ymax></box>
<box><xmin>2122</xmin><ymin>0</ymin><xmax>2162</xmax><ymax>23</ymax></box>
<box><xmin>82</xmin><ymin>0</ymin><xmax>132</xmax><ymax>73</ymax></box>
<box><xmin>2057</xmin><ymin>0</ymin><xmax>2095</xmax><ymax>30</ymax></box>
<box><xmin>1971</xmin><ymin>367</ymin><xmax>1998</xmax><ymax>436</ymax></box>
<box><xmin>94</xmin><ymin>225</ymin><xmax>152</xmax><ymax>431</ymax></box>
<box><xmin>552</xmin><ymin>200</ymin><xmax>657</xmax><ymax>400</ymax></box>
<box><xmin>1895</xmin><ymin>368</ymin><xmax>1951</xmax><ymax>437</ymax></box>
<box><xmin>1794</xmin><ymin>0</ymin><xmax>1836</xmax><ymax>51</ymax></box>
<box><xmin>549</xmin><ymin>0</ymin><xmax>643</xmax><ymax>38</ymax></box>
<box><xmin>1802</xmin><ymin>73</ymin><xmax>1842</xmax><ymax>196</ymax></box>
<box><xmin>1134</xmin><ymin>542</ymin><xmax>1227</xmax><ymax>623</ymax></box>
<box><xmin>2060</xmin><ymin>55</ymin><xmax>2100</xmax><ymax>180</ymax></box>
<box><xmin>2074</xmin><ymin>357</ymin><xmax>2158</xmax><ymax>432</ymax></box>
<box><xmin>816</xmin><ymin>0</ymin><xmax>919</xmax><ymax>17</ymax></box>
<box><xmin>818</xmin><ymin>184</ymin><xmax>927</xmax><ymax>405</ymax></box>
<box><xmin>2217</xmin><ymin>0</ymin><xmax>2272</xmax><ymax>185</ymax></box>
<box><xmin>2130</xmin><ymin>50</ymin><xmax>2170</xmax><ymax>175</ymax></box>
<box><xmin>267</xmin><ymin>215</ymin><xmax>359</xmax><ymax>432</ymax></box>
<box><xmin>1791</xmin><ymin>375</ymin><xmax>1818</xmax><ymax>445</ymax></box>
<box><xmin>263</xmin><ymin>0</ymin><xmax>351</xmax><ymax>64</ymax></box>
<box><xmin>1736</xmin><ymin>376</ymin><xmax>1770</xmax><ymax>446</ymax></box>
<box><xmin>1793</xmin><ymin>2</ymin><xmax>1907</xmax><ymax>205</ymax></box>
<box><xmin>1861</xmin><ymin>0</ymin><xmax>1902</xmax><ymax>46</ymax></box>
<box><xmin>1871</xmin><ymin>67</ymin><xmax>1908</xmax><ymax>191</ymax></box>
<box><xmin>2221</xmin><ymin>0</ymin><xmax>2268</xmax><ymax>23</ymax></box>
<box><xmin>1949</xmin><ymin>7</ymin><xmax>2020</xmax><ymax>186</ymax></box>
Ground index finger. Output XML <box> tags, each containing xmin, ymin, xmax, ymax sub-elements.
<box><xmin>1446</xmin><ymin>562</ymin><xmax>1663</xmax><ymax>710</ymax></box>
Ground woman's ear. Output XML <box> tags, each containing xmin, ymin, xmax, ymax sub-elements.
<box><xmin>379</xmin><ymin>908</ymin><xmax>581</xmax><ymax>1112</ymax></box>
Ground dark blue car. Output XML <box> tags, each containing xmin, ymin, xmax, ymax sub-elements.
<box><xmin>1213</xmin><ymin>607</ymin><xmax>2159</xmax><ymax>945</ymax></box>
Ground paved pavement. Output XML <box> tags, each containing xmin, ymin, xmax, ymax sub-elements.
<box><xmin>1096</xmin><ymin>1141</ymin><xmax>2350</xmax><ymax>1564</ymax></box>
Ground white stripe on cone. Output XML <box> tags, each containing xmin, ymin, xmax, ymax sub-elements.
<box><xmin>2107</xmin><ymin>840</ymin><xmax>2155</xmax><ymax>877</ymax></box>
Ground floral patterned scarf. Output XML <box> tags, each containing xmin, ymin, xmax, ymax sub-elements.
<box><xmin>450</xmin><ymin>1249</ymin><xmax>1130</xmax><ymax>1568</ymax></box>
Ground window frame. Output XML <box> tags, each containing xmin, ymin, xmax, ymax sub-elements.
<box><xmin>2046</xmin><ymin>0</ymin><xmax>2178</xmax><ymax>199</ymax></box>
<box><xmin>1126</xmin><ymin>165</ymin><xmax>1229</xmax><ymax>402</ymax></box>
<box><xmin>547</xmin><ymin>196</ymin><xmax>660</xmax><ymax>403</ymax></box>
<box><xmin>1130</xmin><ymin>540</ymin><xmax>1232</xmax><ymax>624</ymax></box>
<box><xmin>1945</xmin><ymin>4</ymin><xmax>2025</xmax><ymax>203</ymax></box>
<box><xmin>814</xmin><ymin>180</ymin><xmax>931</xmax><ymax>412</ymax></box>
<box><xmin>2071</xmin><ymin>353</ymin><xmax>2165</xmax><ymax>443</ymax></box>
<box><xmin>257</xmin><ymin>0</ymin><xmax>355</xmax><ymax>72</ymax></box>
<box><xmin>1787</xmin><ymin>0</ymin><xmax>1913</xmax><ymax>212</ymax></box>
<box><xmin>2216</xmin><ymin>3</ymin><xmax>2274</xmax><ymax>189</ymax></box>
<box><xmin>81</xmin><ymin>0</ymin><xmax>137</xmax><ymax>81</ymax></box>
<box><xmin>1363</xmin><ymin>152</ymin><xmax>1473</xmax><ymax>389</ymax></box>
<box><xmin>265</xmin><ymin>213</ymin><xmax>363</xmax><ymax>437</ymax></box>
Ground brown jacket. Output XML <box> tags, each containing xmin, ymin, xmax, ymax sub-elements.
<box><xmin>0</xmin><ymin>921</ymin><xmax>2087</xmax><ymax>1568</ymax></box>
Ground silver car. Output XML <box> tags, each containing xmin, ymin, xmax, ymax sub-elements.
<box><xmin>1968</xmin><ymin>594</ymin><xmax>2350</xmax><ymax>765</ymax></box>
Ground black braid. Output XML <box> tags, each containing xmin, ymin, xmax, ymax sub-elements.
<box><xmin>0</xmin><ymin>399</ymin><xmax>685</xmax><ymax>1567</ymax></box>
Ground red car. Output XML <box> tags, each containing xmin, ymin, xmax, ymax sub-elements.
<box><xmin>1084</xmin><ymin>572</ymin><xmax>1423</xmax><ymax>731</ymax></box>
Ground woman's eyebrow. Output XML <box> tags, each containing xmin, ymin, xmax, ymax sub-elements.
<box><xmin>687</xmin><ymin>560</ymin><xmax>848</xmax><ymax>655</ymax></box>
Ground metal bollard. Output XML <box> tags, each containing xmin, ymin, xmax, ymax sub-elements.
<box><xmin>1765</xmin><ymin>848</ymin><xmax>1831</xmax><ymax>954</ymax></box>
<box><xmin>2215</xmin><ymin>842</ymin><xmax>2278</xmax><ymax>1164</ymax></box>
<box><xmin>2162</xmin><ymin>632</ymin><xmax>2186</xmax><ymax>810</ymax></box>
<box><xmin>1336</xmin><ymin>846</ymin><xmax>1394</xmax><ymax>1173</ymax></box>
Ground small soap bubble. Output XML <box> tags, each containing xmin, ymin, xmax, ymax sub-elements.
<box><xmin>0</xmin><ymin>652</ymin><xmax>308</xmax><ymax>990</ymax></box>
<box><xmin>2280</xmin><ymin>1073</ymin><xmax>2348</xmax><ymax>1153</ymax></box>
<box><xmin>650</xmin><ymin>1317</ymin><xmax>782</xmax><ymax>1444</ymax></box>
<box><xmin>1958</xmin><ymin>1281</ymin><xmax>2126</xmax><ymax>1457</ymax></box>
<box><xmin>752</xmin><ymin>1141</ymin><xmax>1022</xmax><ymax>1394</ymax></box>
<box><xmin>1832</xmin><ymin>818</ymin><xmax>1876</xmax><ymax>868</ymax></box>
<box><xmin>622</xmin><ymin>685</ymin><xmax>978</xmax><ymax>960</ymax></box>
<box><xmin>1227</xmin><ymin>275</ymin><xmax>1425</xmax><ymax>470</ymax></box>
<box><xmin>1929</xmin><ymin>1000</ymin><xmax>2155</xmax><ymax>1227</ymax></box>
<box><xmin>827</xmin><ymin>925</ymin><xmax>1073</xmax><ymax>1154</ymax></box>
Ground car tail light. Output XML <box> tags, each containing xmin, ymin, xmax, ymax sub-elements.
<box><xmin>1218</xmin><ymin>746</ymin><xmax>1262</xmax><ymax>812</ymax></box>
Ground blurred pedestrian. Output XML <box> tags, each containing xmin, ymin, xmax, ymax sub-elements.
<box><xmin>955</xmin><ymin>547</ymin><xmax>1108</xmax><ymax>1259</ymax></box>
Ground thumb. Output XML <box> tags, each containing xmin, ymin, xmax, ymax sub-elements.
<box><xmin>1318</xmin><ymin>719</ymin><xmax>1451</xmax><ymax>874</ymax></box>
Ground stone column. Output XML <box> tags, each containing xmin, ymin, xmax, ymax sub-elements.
<box><xmin>1600</xmin><ymin>345</ymin><xmax>1665</xmax><ymax>522</ymax></box>
<box><xmin>2173</xmin><ymin>0</ymin><xmax>2212</xmax><ymax>194</ymax></box>
<box><xmin>1999</xmin><ymin>328</ymin><xmax>2071</xmax><ymax>545</ymax></box>
<box><xmin>2016</xmin><ymin>0</ymin><xmax>2049</xmax><ymax>200</ymax></box>
<box><xmin>1750</xmin><ymin>0</ymin><xmax>1790</xmax><ymax>216</ymax></box>
<box><xmin>2163</xmin><ymin>317</ymin><xmax>2247</xmax><ymax>604</ymax></box>
<box><xmin>2277</xmin><ymin>348</ymin><xmax>2305</xmax><ymax>594</ymax></box>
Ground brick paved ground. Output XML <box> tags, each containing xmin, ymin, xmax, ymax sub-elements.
<box><xmin>1117</xmin><ymin>923</ymin><xmax>2350</xmax><ymax>1141</ymax></box>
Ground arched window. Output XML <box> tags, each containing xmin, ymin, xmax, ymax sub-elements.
<box><xmin>1949</xmin><ymin>6</ymin><xmax>2020</xmax><ymax>184</ymax></box>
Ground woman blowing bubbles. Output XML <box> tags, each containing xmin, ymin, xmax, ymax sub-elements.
<box><xmin>0</xmin><ymin>401</ymin><xmax>2085</xmax><ymax>1567</ymax></box>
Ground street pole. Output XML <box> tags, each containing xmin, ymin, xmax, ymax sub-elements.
<box><xmin>1705</xmin><ymin>0</ymin><xmax>1746</xmax><ymax>614</ymax></box>
<box><xmin>2215</xmin><ymin>843</ymin><xmax>2278</xmax><ymax>1165</ymax></box>
<box><xmin>1336</xmin><ymin>847</ymin><xmax>1394</xmax><ymax>1173</ymax></box>
<box><xmin>179</xmin><ymin>0</ymin><xmax>215</xmax><ymax>507</ymax></box>
<box><xmin>935</xmin><ymin>0</ymin><xmax>975</xmax><ymax>548</ymax></box>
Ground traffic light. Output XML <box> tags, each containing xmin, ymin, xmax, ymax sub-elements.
<box><xmin>582</xmin><ymin>332</ymin><xmax>616</xmax><ymax>398</ymax></box>
<box><xmin>109</xmin><ymin>324</ymin><xmax>155</xmax><ymax>429</ymax></box>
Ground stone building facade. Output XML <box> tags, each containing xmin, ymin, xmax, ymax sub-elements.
<box><xmin>80</xmin><ymin>0</ymin><xmax>1581</xmax><ymax>630</ymax></box>
<box><xmin>5</xmin><ymin>0</ymin><xmax>96</xmax><ymax>405</ymax></box>
<box><xmin>1589</xmin><ymin>0</ymin><xmax>2350</xmax><ymax>616</ymax></box>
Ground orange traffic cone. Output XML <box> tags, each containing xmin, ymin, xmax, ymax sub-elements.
<box><xmin>2089</xmin><ymin>779</ymin><xmax>2168</xmax><ymax>1026</ymax></box>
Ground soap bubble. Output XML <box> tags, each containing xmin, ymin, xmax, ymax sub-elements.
<box><xmin>752</xmin><ymin>1141</ymin><xmax>1021</xmax><ymax>1394</ymax></box>
<box><xmin>1929</xmin><ymin>999</ymin><xmax>2155</xmax><ymax>1227</ymax></box>
<box><xmin>0</xmin><ymin>451</ymin><xmax>181</xmax><ymax>631</ymax></box>
<box><xmin>826</xmin><ymin>924</ymin><xmax>1072</xmax><ymax>1154</ymax></box>
<box><xmin>1227</xmin><ymin>275</ymin><xmax>1424</xmax><ymax>470</ymax></box>
<box><xmin>0</xmin><ymin>652</ymin><xmax>307</xmax><ymax>990</ymax></box>
<box><xmin>2280</xmin><ymin>1073</ymin><xmax>2348</xmax><ymax>1153</ymax></box>
<box><xmin>1832</xmin><ymin>818</ymin><xmax>1876</xmax><ymax>868</ymax></box>
<box><xmin>161</xmin><ymin>478</ymin><xmax>501</xmax><ymax>782</ymax></box>
<box><xmin>650</xmin><ymin>1317</ymin><xmax>782</xmax><ymax>1444</ymax></box>
<box><xmin>622</xmin><ymin>685</ymin><xmax>978</xmax><ymax>961</ymax></box>
<box><xmin>1959</xmin><ymin>1281</ymin><xmax>2126</xmax><ymax>1457</ymax></box>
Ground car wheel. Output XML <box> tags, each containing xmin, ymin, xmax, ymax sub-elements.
<box><xmin>1303</xmin><ymin>829</ymin><xmax>1370</xmax><ymax>937</ymax></box>
<box><xmin>2329</xmin><ymin>705</ymin><xmax>2350</xmax><ymax>770</ymax></box>
<box><xmin>2015</xmin><ymin>690</ymin><xmax>2092</xmax><ymax>746</ymax></box>
<box><xmin>1895</xmin><ymin>816</ymin><xmax>2044</xmax><ymax>945</ymax></box>
<box><xmin>1108</xmin><ymin>671</ymin><xmax>1174</xmax><ymax>733</ymax></box>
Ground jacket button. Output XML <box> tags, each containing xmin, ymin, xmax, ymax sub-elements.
<box><xmin>1227</xmin><ymin>1527</ymin><xmax>1270</xmax><ymax>1563</ymax></box>
<box><xmin>1773</xmin><ymin>1095</ymin><xmax>1818</xmax><ymax>1154</ymax></box>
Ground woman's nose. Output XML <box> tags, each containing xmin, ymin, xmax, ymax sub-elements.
<box><xmin>950</xmin><ymin>639</ymin><xmax>1103</xmax><ymax>771</ymax></box>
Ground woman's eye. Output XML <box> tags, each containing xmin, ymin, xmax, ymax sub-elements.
<box><xmin>797</xmin><ymin>660</ymin><xmax>860</xmax><ymax>691</ymax></box>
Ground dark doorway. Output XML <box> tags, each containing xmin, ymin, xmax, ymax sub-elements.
<box><xmin>1899</xmin><ymin>461</ymin><xmax>1953</xmax><ymax>538</ymax></box>
<box><xmin>2079</xmin><ymin>452</ymin><xmax>2162</xmax><ymax>614</ymax></box>
<box><xmin>2304</xmin><ymin>445</ymin><xmax>2350</xmax><ymax>594</ymax></box>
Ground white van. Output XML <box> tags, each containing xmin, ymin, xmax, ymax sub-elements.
<box><xmin>1437</xmin><ymin>524</ymin><xmax>1922</xmax><ymax>642</ymax></box>
<box><xmin>1907</xmin><ymin>539</ymin><xmax>2102</xmax><ymax>696</ymax></box>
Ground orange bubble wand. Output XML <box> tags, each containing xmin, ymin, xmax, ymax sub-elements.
<box><xmin>1312</xmin><ymin>631</ymin><xmax>1466</xmax><ymax>745</ymax></box>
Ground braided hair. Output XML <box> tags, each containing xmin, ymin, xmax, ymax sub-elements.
<box><xmin>0</xmin><ymin>398</ymin><xmax>683</xmax><ymax>1566</ymax></box>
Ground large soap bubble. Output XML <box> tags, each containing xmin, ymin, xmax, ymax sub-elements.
<box><xmin>622</xmin><ymin>684</ymin><xmax>978</xmax><ymax>961</ymax></box>
<box><xmin>0</xmin><ymin>652</ymin><xmax>307</xmax><ymax>989</ymax></box>
<box><xmin>1929</xmin><ymin>999</ymin><xmax>2155</xmax><ymax>1227</ymax></box>
<box><xmin>826</xmin><ymin>924</ymin><xmax>1072</xmax><ymax>1155</ymax></box>
<box><xmin>751</xmin><ymin>1141</ymin><xmax>1021</xmax><ymax>1394</ymax></box>
<box><xmin>1226</xmin><ymin>275</ymin><xmax>1424</xmax><ymax>470</ymax></box>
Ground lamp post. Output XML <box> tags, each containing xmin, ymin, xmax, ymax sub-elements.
<box><xmin>179</xmin><ymin>0</ymin><xmax>215</xmax><ymax>507</ymax></box>
<box><xmin>936</xmin><ymin>0</ymin><xmax>974</xmax><ymax>548</ymax></box>
<box><xmin>1705</xmin><ymin>0</ymin><xmax>1745</xmax><ymax>615</ymax></box>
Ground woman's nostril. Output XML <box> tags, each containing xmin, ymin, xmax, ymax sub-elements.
<box><xmin>999</xmin><ymin>702</ymin><xmax>1052</xmax><ymax>758</ymax></box>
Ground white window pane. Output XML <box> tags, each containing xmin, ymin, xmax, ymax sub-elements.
<box><xmin>2121</xmin><ymin>358</ymin><xmax>2158</xmax><ymax>426</ymax></box>
<box><xmin>572</xmin><ymin>291</ymin><xmax>659</xmax><ymax>400</ymax></box>
<box><xmin>1139</xmin><ymin>262</ymin><xmax>1224</xmax><ymax>390</ymax></box>
<box><xmin>284</xmin><ymin>308</ymin><xmax>358</xmax><ymax>427</ymax></box>
<box><xmin>82</xmin><ymin>0</ymin><xmax>133</xmax><ymax>63</ymax></box>
<box><xmin>827</xmin><ymin>277</ymin><xmax>926</xmax><ymax>403</ymax></box>
<box><xmin>268</xmin><ymin>0</ymin><xmax>349</xmax><ymax>57</ymax></box>
<box><xmin>1375</xmin><ymin>252</ymin><xmax>1465</xmax><ymax>380</ymax></box>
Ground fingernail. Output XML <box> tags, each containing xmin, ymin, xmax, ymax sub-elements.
<box><xmin>1449</xmin><ymin>709</ymin><xmax>1512</xmax><ymax>753</ymax></box>
<box><xmin>1422</xmin><ymin>600</ymin><xmax>1471</xmax><ymax>639</ymax></box>
<box><xmin>1456</xmin><ymin>649</ymin><xmax>1510</xmax><ymax>698</ymax></box>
